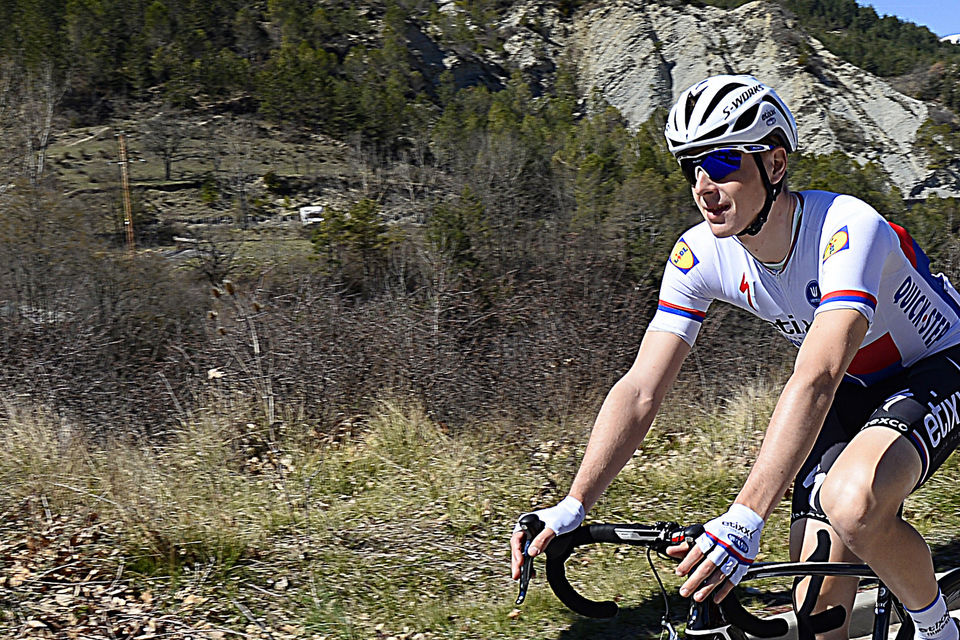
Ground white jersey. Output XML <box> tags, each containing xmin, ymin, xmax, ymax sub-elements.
<box><xmin>649</xmin><ymin>190</ymin><xmax>960</xmax><ymax>386</ymax></box>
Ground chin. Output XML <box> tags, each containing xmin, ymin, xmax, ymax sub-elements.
<box><xmin>705</xmin><ymin>221</ymin><xmax>739</xmax><ymax>238</ymax></box>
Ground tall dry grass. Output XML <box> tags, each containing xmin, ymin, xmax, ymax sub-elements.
<box><xmin>3</xmin><ymin>381</ymin><xmax>960</xmax><ymax>639</ymax></box>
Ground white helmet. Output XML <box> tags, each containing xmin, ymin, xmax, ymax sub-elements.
<box><xmin>664</xmin><ymin>75</ymin><xmax>798</xmax><ymax>156</ymax></box>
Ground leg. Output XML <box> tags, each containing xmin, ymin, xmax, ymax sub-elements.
<box><xmin>790</xmin><ymin>517</ymin><xmax>861</xmax><ymax>640</ymax></box>
<box><xmin>817</xmin><ymin>347</ymin><xmax>960</xmax><ymax>640</ymax></box>
<box><xmin>818</xmin><ymin>426</ymin><xmax>935</xmax><ymax>610</ymax></box>
<box><xmin>789</xmin><ymin>390</ymin><xmax>872</xmax><ymax>640</ymax></box>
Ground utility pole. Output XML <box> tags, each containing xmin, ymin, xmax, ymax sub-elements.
<box><xmin>116</xmin><ymin>132</ymin><xmax>135</xmax><ymax>255</ymax></box>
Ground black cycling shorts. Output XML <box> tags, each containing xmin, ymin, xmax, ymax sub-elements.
<box><xmin>792</xmin><ymin>343</ymin><xmax>960</xmax><ymax>523</ymax></box>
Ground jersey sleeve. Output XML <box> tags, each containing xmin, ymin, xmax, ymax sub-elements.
<box><xmin>815</xmin><ymin>197</ymin><xmax>896</xmax><ymax>325</ymax></box>
<box><xmin>647</xmin><ymin>236</ymin><xmax>713</xmax><ymax>345</ymax></box>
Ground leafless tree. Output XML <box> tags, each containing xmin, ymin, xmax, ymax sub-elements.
<box><xmin>198</xmin><ymin>115</ymin><xmax>228</xmax><ymax>177</ymax></box>
<box><xmin>0</xmin><ymin>182</ymin><xmax>98</xmax><ymax>324</ymax></box>
<box><xmin>0</xmin><ymin>61</ymin><xmax>18</xmax><ymax>197</ymax></box>
<box><xmin>195</xmin><ymin>117</ymin><xmax>259</xmax><ymax>227</ymax></box>
<box><xmin>141</xmin><ymin>106</ymin><xmax>195</xmax><ymax>180</ymax></box>
<box><xmin>347</xmin><ymin>132</ymin><xmax>387</xmax><ymax>196</ymax></box>
<box><xmin>0</xmin><ymin>60</ymin><xmax>64</xmax><ymax>192</ymax></box>
<box><xmin>23</xmin><ymin>65</ymin><xmax>64</xmax><ymax>185</ymax></box>
<box><xmin>187</xmin><ymin>234</ymin><xmax>240</xmax><ymax>285</ymax></box>
<box><xmin>225</xmin><ymin>121</ymin><xmax>258</xmax><ymax>228</ymax></box>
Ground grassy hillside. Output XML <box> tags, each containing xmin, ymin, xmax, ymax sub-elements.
<box><xmin>5</xmin><ymin>386</ymin><xmax>960</xmax><ymax>639</ymax></box>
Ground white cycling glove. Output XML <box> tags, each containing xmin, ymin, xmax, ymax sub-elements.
<box><xmin>696</xmin><ymin>503</ymin><xmax>765</xmax><ymax>586</ymax></box>
<box><xmin>515</xmin><ymin>496</ymin><xmax>585</xmax><ymax>537</ymax></box>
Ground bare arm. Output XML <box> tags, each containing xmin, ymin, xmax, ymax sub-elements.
<box><xmin>569</xmin><ymin>330</ymin><xmax>691</xmax><ymax>511</ymax></box>
<box><xmin>677</xmin><ymin>308</ymin><xmax>869</xmax><ymax>601</ymax></box>
<box><xmin>736</xmin><ymin>308</ymin><xmax>868</xmax><ymax>518</ymax></box>
<box><xmin>510</xmin><ymin>330</ymin><xmax>690</xmax><ymax>578</ymax></box>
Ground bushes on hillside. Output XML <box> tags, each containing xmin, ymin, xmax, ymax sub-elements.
<box><xmin>0</xmin><ymin>46</ymin><xmax>954</xmax><ymax>440</ymax></box>
<box><xmin>6</xmin><ymin>0</ymin><xmax>959</xmax><ymax>149</ymax></box>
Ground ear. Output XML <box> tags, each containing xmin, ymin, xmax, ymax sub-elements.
<box><xmin>768</xmin><ymin>147</ymin><xmax>788</xmax><ymax>183</ymax></box>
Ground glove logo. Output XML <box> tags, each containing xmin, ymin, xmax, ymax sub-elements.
<box><xmin>722</xmin><ymin>520</ymin><xmax>757</xmax><ymax>536</ymax></box>
<box><xmin>728</xmin><ymin>534</ymin><xmax>749</xmax><ymax>554</ymax></box>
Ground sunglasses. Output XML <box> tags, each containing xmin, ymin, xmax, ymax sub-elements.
<box><xmin>677</xmin><ymin>144</ymin><xmax>775</xmax><ymax>186</ymax></box>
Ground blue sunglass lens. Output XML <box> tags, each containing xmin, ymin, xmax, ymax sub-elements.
<box><xmin>700</xmin><ymin>151</ymin><xmax>742</xmax><ymax>179</ymax></box>
<box><xmin>681</xmin><ymin>150</ymin><xmax>744</xmax><ymax>185</ymax></box>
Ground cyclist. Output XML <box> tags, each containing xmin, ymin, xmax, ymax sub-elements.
<box><xmin>511</xmin><ymin>74</ymin><xmax>960</xmax><ymax>640</ymax></box>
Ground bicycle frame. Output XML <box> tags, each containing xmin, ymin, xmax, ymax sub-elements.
<box><xmin>721</xmin><ymin>561</ymin><xmax>906</xmax><ymax>640</ymax></box>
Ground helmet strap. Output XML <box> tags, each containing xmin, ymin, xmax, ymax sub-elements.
<box><xmin>737</xmin><ymin>153</ymin><xmax>784</xmax><ymax>237</ymax></box>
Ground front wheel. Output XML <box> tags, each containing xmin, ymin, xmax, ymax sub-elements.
<box><xmin>939</xmin><ymin>568</ymin><xmax>960</xmax><ymax>612</ymax></box>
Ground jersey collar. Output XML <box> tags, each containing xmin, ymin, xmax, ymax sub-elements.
<box><xmin>757</xmin><ymin>193</ymin><xmax>803</xmax><ymax>274</ymax></box>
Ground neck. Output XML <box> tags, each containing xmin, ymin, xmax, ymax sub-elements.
<box><xmin>738</xmin><ymin>189</ymin><xmax>797</xmax><ymax>263</ymax></box>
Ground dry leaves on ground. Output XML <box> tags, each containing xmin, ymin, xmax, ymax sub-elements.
<box><xmin>0</xmin><ymin>499</ymin><xmax>305</xmax><ymax>639</ymax></box>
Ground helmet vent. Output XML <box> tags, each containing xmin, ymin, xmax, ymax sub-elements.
<box><xmin>732</xmin><ymin>104</ymin><xmax>760</xmax><ymax>132</ymax></box>
<box><xmin>684</xmin><ymin>92</ymin><xmax>701</xmax><ymax>128</ymax></box>
<box><xmin>701</xmin><ymin>83</ymin><xmax>746</xmax><ymax>126</ymax></box>
<box><xmin>691</xmin><ymin>123</ymin><xmax>729</xmax><ymax>145</ymax></box>
<box><xmin>762</xmin><ymin>96</ymin><xmax>790</xmax><ymax>123</ymax></box>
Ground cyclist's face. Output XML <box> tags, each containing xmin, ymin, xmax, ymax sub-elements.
<box><xmin>689</xmin><ymin>150</ymin><xmax>774</xmax><ymax>238</ymax></box>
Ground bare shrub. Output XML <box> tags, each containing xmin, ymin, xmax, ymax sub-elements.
<box><xmin>0</xmin><ymin>180</ymin><xmax>789</xmax><ymax>445</ymax></box>
<box><xmin>0</xmin><ymin>184</ymin><xmax>209</xmax><ymax>436</ymax></box>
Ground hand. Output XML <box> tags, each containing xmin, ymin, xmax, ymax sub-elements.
<box><xmin>675</xmin><ymin>503</ymin><xmax>765</xmax><ymax>603</ymax></box>
<box><xmin>510</xmin><ymin>496</ymin><xmax>585</xmax><ymax>580</ymax></box>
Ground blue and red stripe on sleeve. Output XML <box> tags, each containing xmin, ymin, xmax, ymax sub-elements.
<box><xmin>819</xmin><ymin>289</ymin><xmax>878</xmax><ymax>310</ymax></box>
<box><xmin>657</xmin><ymin>300</ymin><xmax>707</xmax><ymax>323</ymax></box>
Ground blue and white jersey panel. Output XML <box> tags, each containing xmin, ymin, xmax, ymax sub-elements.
<box><xmin>647</xmin><ymin>190</ymin><xmax>960</xmax><ymax>386</ymax></box>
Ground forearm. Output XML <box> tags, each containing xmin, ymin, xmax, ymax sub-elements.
<box><xmin>734</xmin><ymin>373</ymin><xmax>838</xmax><ymax>519</ymax></box>
<box><xmin>735</xmin><ymin>310</ymin><xmax>868</xmax><ymax>519</ymax></box>
<box><xmin>568</xmin><ymin>378</ymin><xmax>659</xmax><ymax>511</ymax></box>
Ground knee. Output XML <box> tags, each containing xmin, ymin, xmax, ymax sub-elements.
<box><xmin>819</xmin><ymin>470</ymin><xmax>881</xmax><ymax>550</ymax></box>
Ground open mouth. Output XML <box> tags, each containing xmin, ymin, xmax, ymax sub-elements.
<box><xmin>704</xmin><ymin>204</ymin><xmax>730</xmax><ymax>216</ymax></box>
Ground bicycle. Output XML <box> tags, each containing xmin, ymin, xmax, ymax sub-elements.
<box><xmin>515</xmin><ymin>514</ymin><xmax>960</xmax><ymax>640</ymax></box>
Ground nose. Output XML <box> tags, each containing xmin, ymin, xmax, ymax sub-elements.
<box><xmin>691</xmin><ymin>167</ymin><xmax>717</xmax><ymax>195</ymax></box>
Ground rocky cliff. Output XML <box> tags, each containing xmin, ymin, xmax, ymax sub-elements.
<box><xmin>495</xmin><ymin>0</ymin><xmax>959</xmax><ymax>199</ymax></box>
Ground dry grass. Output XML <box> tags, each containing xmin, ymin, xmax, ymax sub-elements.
<box><xmin>2</xmin><ymin>385</ymin><xmax>959</xmax><ymax>639</ymax></box>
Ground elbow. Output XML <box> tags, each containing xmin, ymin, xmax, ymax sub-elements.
<box><xmin>790</xmin><ymin>365</ymin><xmax>845</xmax><ymax>399</ymax></box>
<box><xmin>632</xmin><ymin>392</ymin><xmax>658</xmax><ymax>417</ymax></box>
<box><xmin>792</xmin><ymin>309</ymin><xmax>868</xmax><ymax>394</ymax></box>
<box><xmin>611</xmin><ymin>376</ymin><xmax>659</xmax><ymax>416</ymax></box>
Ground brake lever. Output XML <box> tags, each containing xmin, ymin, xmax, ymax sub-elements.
<box><xmin>516</xmin><ymin>514</ymin><xmax>545</xmax><ymax>605</ymax></box>
<box><xmin>649</xmin><ymin>525</ymin><xmax>702</xmax><ymax>637</ymax></box>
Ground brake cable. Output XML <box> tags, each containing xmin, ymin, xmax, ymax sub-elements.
<box><xmin>647</xmin><ymin>546</ymin><xmax>680</xmax><ymax>640</ymax></box>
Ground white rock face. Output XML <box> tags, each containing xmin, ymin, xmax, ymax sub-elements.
<box><xmin>497</xmin><ymin>0</ymin><xmax>570</xmax><ymax>82</ymax></box>
<box><xmin>565</xmin><ymin>0</ymin><xmax>954</xmax><ymax>198</ymax></box>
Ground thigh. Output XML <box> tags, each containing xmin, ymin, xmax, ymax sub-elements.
<box><xmin>792</xmin><ymin>382</ymin><xmax>882</xmax><ymax>524</ymax></box>
<box><xmin>793</xmin><ymin>343</ymin><xmax>960</xmax><ymax>522</ymax></box>
<box><xmin>861</xmin><ymin>344</ymin><xmax>960</xmax><ymax>489</ymax></box>
<box><xmin>825</xmin><ymin>426</ymin><xmax>922</xmax><ymax>512</ymax></box>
